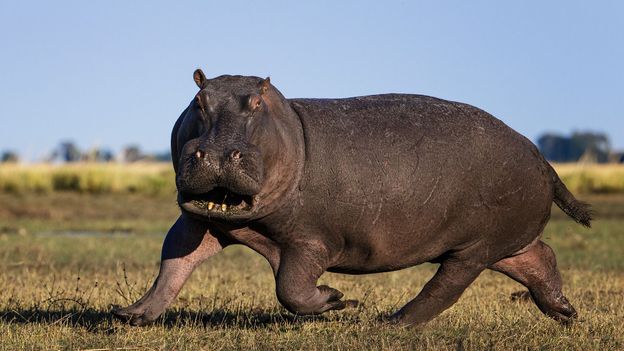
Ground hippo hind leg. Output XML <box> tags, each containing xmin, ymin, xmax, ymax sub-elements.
<box><xmin>389</xmin><ymin>258</ymin><xmax>486</xmax><ymax>327</ymax></box>
<box><xmin>489</xmin><ymin>240</ymin><xmax>577</xmax><ymax>323</ymax></box>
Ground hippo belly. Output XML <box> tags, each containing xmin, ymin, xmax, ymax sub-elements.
<box><xmin>292</xmin><ymin>94</ymin><xmax>554</xmax><ymax>273</ymax></box>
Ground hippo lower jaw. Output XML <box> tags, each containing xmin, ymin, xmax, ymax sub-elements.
<box><xmin>177</xmin><ymin>188</ymin><xmax>256</xmax><ymax>220</ymax></box>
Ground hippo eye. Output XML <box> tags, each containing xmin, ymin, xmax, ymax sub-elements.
<box><xmin>195</xmin><ymin>97</ymin><xmax>214</xmax><ymax>123</ymax></box>
<box><xmin>247</xmin><ymin>94</ymin><xmax>263</xmax><ymax>115</ymax></box>
<box><xmin>195</xmin><ymin>95</ymin><xmax>204</xmax><ymax>111</ymax></box>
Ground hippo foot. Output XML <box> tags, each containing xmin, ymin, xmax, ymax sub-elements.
<box><xmin>317</xmin><ymin>285</ymin><xmax>344</xmax><ymax>302</ymax></box>
<box><xmin>544</xmin><ymin>295</ymin><xmax>578</xmax><ymax>325</ymax></box>
<box><xmin>327</xmin><ymin>299</ymin><xmax>361</xmax><ymax>312</ymax></box>
<box><xmin>317</xmin><ymin>285</ymin><xmax>360</xmax><ymax>311</ymax></box>
<box><xmin>111</xmin><ymin>305</ymin><xmax>155</xmax><ymax>326</ymax></box>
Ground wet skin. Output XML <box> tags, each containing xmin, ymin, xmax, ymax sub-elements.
<box><xmin>112</xmin><ymin>69</ymin><xmax>591</xmax><ymax>327</ymax></box>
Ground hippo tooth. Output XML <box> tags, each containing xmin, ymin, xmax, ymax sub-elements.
<box><xmin>208</xmin><ymin>202</ymin><xmax>214</xmax><ymax>210</ymax></box>
<box><xmin>221</xmin><ymin>204</ymin><xmax>227</xmax><ymax>212</ymax></box>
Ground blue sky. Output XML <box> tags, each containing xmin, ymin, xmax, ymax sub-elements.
<box><xmin>1</xmin><ymin>1</ymin><xmax>622</xmax><ymax>160</ymax></box>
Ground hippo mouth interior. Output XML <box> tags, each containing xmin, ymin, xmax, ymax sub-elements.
<box><xmin>182</xmin><ymin>187</ymin><xmax>254</xmax><ymax>214</ymax></box>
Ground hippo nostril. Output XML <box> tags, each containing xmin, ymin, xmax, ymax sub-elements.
<box><xmin>230</xmin><ymin>149</ymin><xmax>241</xmax><ymax>161</ymax></box>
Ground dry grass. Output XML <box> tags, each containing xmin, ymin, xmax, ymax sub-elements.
<box><xmin>0</xmin><ymin>194</ymin><xmax>622</xmax><ymax>350</ymax></box>
<box><xmin>554</xmin><ymin>163</ymin><xmax>624</xmax><ymax>194</ymax></box>
<box><xmin>1</xmin><ymin>162</ymin><xmax>624</xmax><ymax>195</ymax></box>
<box><xmin>0</xmin><ymin>163</ymin><xmax>174</xmax><ymax>195</ymax></box>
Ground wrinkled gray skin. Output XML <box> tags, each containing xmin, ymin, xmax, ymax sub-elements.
<box><xmin>112</xmin><ymin>69</ymin><xmax>592</xmax><ymax>327</ymax></box>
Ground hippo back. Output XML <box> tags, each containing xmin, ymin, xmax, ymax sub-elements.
<box><xmin>289</xmin><ymin>94</ymin><xmax>553</xmax><ymax>271</ymax></box>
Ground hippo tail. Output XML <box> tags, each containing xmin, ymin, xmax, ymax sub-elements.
<box><xmin>549</xmin><ymin>166</ymin><xmax>593</xmax><ymax>228</ymax></box>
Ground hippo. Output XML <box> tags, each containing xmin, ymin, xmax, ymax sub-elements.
<box><xmin>112</xmin><ymin>69</ymin><xmax>592</xmax><ymax>327</ymax></box>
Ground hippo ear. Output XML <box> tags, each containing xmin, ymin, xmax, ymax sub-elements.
<box><xmin>193</xmin><ymin>69</ymin><xmax>207</xmax><ymax>88</ymax></box>
<box><xmin>259</xmin><ymin>77</ymin><xmax>271</xmax><ymax>95</ymax></box>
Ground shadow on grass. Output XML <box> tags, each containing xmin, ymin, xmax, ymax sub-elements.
<box><xmin>0</xmin><ymin>307</ymin><xmax>350</xmax><ymax>332</ymax></box>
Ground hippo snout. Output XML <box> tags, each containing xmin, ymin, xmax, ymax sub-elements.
<box><xmin>176</xmin><ymin>142</ymin><xmax>264</xmax><ymax>219</ymax></box>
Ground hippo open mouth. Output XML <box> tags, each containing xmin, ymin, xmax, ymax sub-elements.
<box><xmin>178</xmin><ymin>187</ymin><xmax>255</xmax><ymax>218</ymax></box>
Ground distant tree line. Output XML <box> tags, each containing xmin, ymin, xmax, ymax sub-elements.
<box><xmin>537</xmin><ymin>132</ymin><xmax>622</xmax><ymax>163</ymax></box>
<box><xmin>0</xmin><ymin>141</ymin><xmax>171</xmax><ymax>163</ymax></box>
<box><xmin>2</xmin><ymin>132</ymin><xmax>622</xmax><ymax>164</ymax></box>
<box><xmin>1</xmin><ymin>150</ymin><xmax>19</xmax><ymax>163</ymax></box>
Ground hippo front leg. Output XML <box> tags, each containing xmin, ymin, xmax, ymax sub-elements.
<box><xmin>112</xmin><ymin>215</ymin><xmax>226</xmax><ymax>326</ymax></box>
<box><xmin>275</xmin><ymin>247</ymin><xmax>356</xmax><ymax>315</ymax></box>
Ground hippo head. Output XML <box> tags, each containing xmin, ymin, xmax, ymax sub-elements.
<box><xmin>174</xmin><ymin>69</ymin><xmax>303</xmax><ymax>222</ymax></box>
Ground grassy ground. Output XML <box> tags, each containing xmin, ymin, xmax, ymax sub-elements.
<box><xmin>0</xmin><ymin>193</ymin><xmax>622</xmax><ymax>350</ymax></box>
<box><xmin>0</xmin><ymin>192</ymin><xmax>179</xmax><ymax>235</ymax></box>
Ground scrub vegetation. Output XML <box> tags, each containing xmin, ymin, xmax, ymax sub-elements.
<box><xmin>1</xmin><ymin>163</ymin><xmax>624</xmax><ymax>195</ymax></box>
<box><xmin>0</xmin><ymin>163</ymin><xmax>175</xmax><ymax>195</ymax></box>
